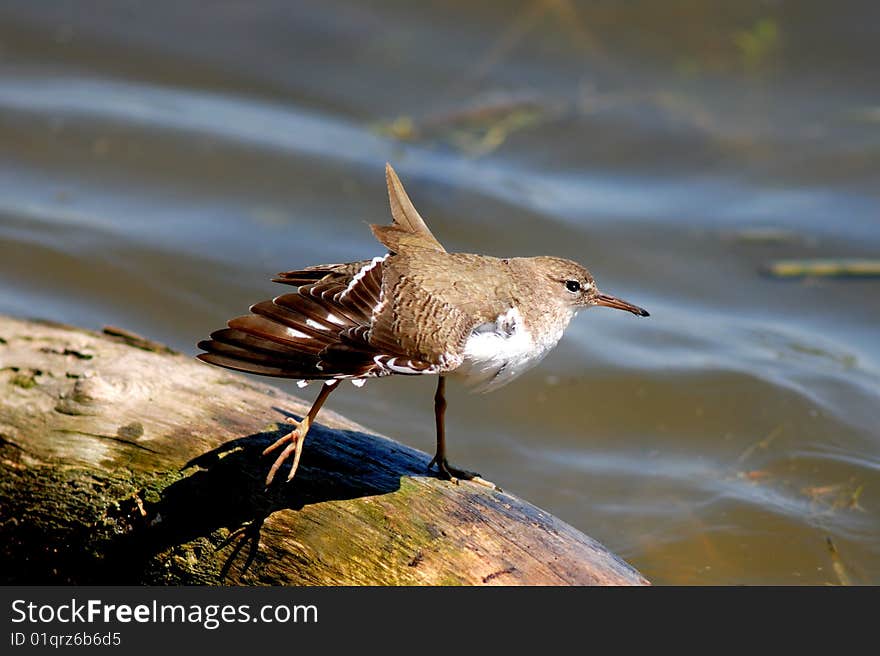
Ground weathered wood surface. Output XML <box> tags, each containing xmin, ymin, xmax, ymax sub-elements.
<box><xmin>0</xmin><ymin>315</ymin><xmax>648</xmax><ymax>585</ymax></box>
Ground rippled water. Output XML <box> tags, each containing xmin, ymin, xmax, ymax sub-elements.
<box><xmin>1</xmin><ymin>1</ymin><xmax>878</xmax><ymax>584</ymax></box>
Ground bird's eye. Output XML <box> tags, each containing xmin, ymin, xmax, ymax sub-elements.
<box><xmin>565</xmin><ymin>280</ymin><xmax>581</xmax><ymax>293</ymax></box>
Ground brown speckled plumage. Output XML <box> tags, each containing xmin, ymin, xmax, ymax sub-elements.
<box><xmin>197</xmin><ymin>164</ymin><xmax>649</xmax><ymax>485</ymax></box>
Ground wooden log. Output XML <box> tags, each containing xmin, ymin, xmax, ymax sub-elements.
<box><xmin>0</xmin><ymin>314</ymin><xmax>648</xmax><ymax>585</ymax></box>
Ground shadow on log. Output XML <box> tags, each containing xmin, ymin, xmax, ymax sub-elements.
<box><xmin>0</xmin><ymin>315</ymin><xmax>648</xmax><ymax>585</ymax></box>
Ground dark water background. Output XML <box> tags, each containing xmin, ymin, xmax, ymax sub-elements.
<box><xmin>1</xmin><ymin>0</ymin><xmax>878</xmax><ymax>584</ymax></box>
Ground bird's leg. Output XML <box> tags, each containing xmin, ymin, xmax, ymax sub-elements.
<box><xmin>428</xmin><ymin>376</ymin><xmax>499</xmax><ymax>490</ymax></box>
<box><xmin>428</xmin><ymin>376</ymin><xmax>450</xmax><ymax>475</ymax></box>
<box><xmin>263</xmin><ymin>381</ymin><xmax>337</xmax><ymax>485</ymax></box>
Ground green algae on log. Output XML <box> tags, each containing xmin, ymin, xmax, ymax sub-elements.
<box><xmin>0</xmin><ymin>314</ymin><xmax>648</xmax><ymax>586</ymax></box>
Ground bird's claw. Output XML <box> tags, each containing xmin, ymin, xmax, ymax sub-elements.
<box><xmin>262</xmin><ymin>421</ymin><xmax>307</xmax><ymax>486</ymax></box>
<box><xmin>427</xmin><ymin>456</ymin><xmax>501</xmax><ymax>491</ymax></box>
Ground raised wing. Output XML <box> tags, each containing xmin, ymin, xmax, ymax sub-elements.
<box><xmin>199</xmin><ymin>164</ymin><xmax>461</xmax><ymax>382</ymax></box>
<box><xmin>369</xmin><ymin>164</ymin><xmax>447</xmax><ymax>254</ymax></box>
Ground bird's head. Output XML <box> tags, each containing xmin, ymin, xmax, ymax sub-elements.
<box><xmin>534</xmin><ymin>256</ymin><xmax>650</xmax><ymax>317</ymax></box>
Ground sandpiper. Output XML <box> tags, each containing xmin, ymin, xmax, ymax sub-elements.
<box><xmin>197</xmin><ymin>164</ymin><xmax>649</xmax><ymax>486</ymax></box>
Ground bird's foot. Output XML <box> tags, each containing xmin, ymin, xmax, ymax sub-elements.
<box><xmin>262</xmin><ymin>416</ymin><xmax>308</xmax><ymax>486</ymax></box>
<box><xmin>427</xmin><ymin>456</ymin><xmax>501</xmax><ymax>491</ymax></box>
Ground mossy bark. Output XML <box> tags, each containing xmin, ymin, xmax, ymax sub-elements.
<box><xmin>0</xmin><ymin>315</ymin><xmax>648</xmax><ymax>585</ymax></box>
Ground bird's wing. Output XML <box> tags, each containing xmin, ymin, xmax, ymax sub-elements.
<box><xmin>366</xmin><ymin>251</ymin><xmax>518</xmax><ymax>369</ymax></box>
<box><xmin>197</xmin><ymin>257</ymin><xmax>451</xmax><ymax>380</ymax></box>
<box><xmin>369</xmin><ymin>164</ymin><xmax>447</xmax><ymax>254</ymax></box>
<box><xmin>199</xmin><ymin>164</ymin><xmax>464</xmax><ymax>380</ymax></box>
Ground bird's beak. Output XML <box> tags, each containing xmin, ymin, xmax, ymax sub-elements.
<box><xmin>593</xmin><ymin>293</ymin><xmax>650</xmax><ymax>317</ymax></box>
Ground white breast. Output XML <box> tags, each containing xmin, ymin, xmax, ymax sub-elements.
<box><xmin>452</xmin><ymin>306</ymin><xmax>571</xmax><ymax>393</ymax></box>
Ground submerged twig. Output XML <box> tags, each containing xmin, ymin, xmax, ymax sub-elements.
<box><xmin>825</xmin><ymin>537</ymin><xmax>853</xmax><ymax>586</ymax></box>
<box><xmin>763</xmin><ymin>259</ymin><xmax>880</xmax><ymax>279</ymax></box>
<box><xmin>737</xmin><ymin>425</ymin><xmax>784</xmax><ymax>463</ymax></box>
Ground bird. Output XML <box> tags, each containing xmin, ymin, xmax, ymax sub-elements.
<box><xmin>197</xmin><ymin>164</ymin><xmax>649</xmax><ymax>487</ymax></box>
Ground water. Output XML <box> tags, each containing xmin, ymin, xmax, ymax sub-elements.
<box><xmin>1</xmin><ymin>0</ymin><xmax>878</xmax><ymax>585</ymax></box>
